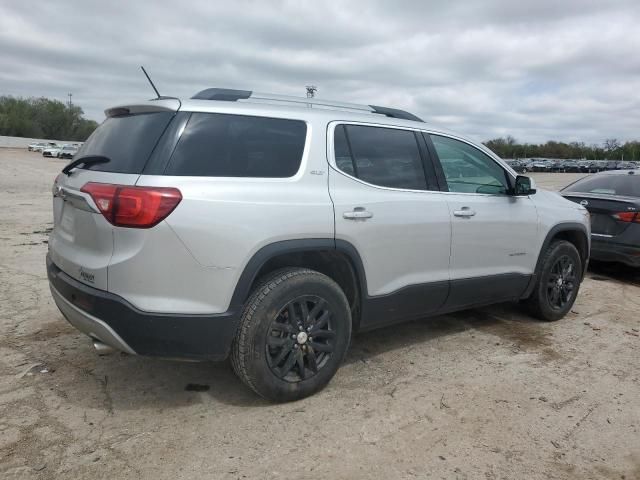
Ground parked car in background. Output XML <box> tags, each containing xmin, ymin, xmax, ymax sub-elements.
<box><xmin>561</xmin><ymin>160</ymin><xmax>581</xmax><ymax>173</ymax></box>
<box><xmin>603</xmin><ymin>161</ymin><xmax>620</xmax><ymax>171</ymax></box>
<box><xmin>28</xmin><ymin>142</ymin><xmax>47</xmax><ymax>151</ymax></box>
<box><xmin>34</xmin><ymin>142</ymin><xmax>56</xmax><ymax>153</ymax></box>
<box><xmin>43</xmin><ymin>144</ymin><xmax>62</xmax><ymax>157</ymax></box>
<box><xmin>58</xmin><ymin>145</ymin><xmax>78</xmax><ymax>159</ymax></box>
<box><xmin>548</xmin><ymin>160</ymin><xmax>564</xmax><ymax>172</ymax></box>
<box><xmin>505</xmin><ymin>159</ymin><xmax>529</xmax><ymax>173</ymax></box>
<box><xmin>562</xmin><ymin>169</ymin><xmax>640</xmax><ymax>267</ymax></box>
<box><xmin>531</xmin><ymin>160</ymin><xmax>549</xmax><ymax>172</ymax></box>
<box><xmin>47</xmin><ymin>88</ymin><xmax>590</xmax><ymax>401</ymax></box>
<box><xmin>580</xmin><ymin>161</ymin><xmax>603</xmax><ymax>173</ymax></box>
<box><xmin>617</xmin><ymin>161</ymin><xmax>638</xmax><ymax>170</ymax></box>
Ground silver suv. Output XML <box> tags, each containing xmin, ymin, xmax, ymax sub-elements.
<box><xmin>48</xmin><ymin>89</ymin><xmax>590</xmax><ymax>401</ymax></box>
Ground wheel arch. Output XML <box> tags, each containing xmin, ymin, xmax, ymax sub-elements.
<box><xmin>521</xmin><ymin>222</ymin><xmax>589</xmax><ymax>299</ymax></box>
<box><xmin>229</xmin><ymin>239</ymin><xmax>368</xmax><ymax>330</ymax></box>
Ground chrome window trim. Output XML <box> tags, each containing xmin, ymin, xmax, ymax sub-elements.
<box><xmin>326</xmin><ymin>120</ymin><xmax>518</xmax><ymax>197</ymax></box>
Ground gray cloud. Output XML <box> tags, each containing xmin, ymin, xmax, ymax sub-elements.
<box><xmin>1</xmin><ymin>0</ymin><xmax>639</xmax><ymax>144</ymax></box>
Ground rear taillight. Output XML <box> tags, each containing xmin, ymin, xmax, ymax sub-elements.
<box><xmin>81</xmin><ymin>182</ymin><xmax>182</xmax><ymax>228</ymax></box>
<box><xmin>612</xmin><ymin>211</ymin><xmax>640</xmax><ymax>223</ymax></box>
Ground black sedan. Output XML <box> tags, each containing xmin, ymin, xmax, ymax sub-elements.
<box><xmin>561</xmin><ymin>169</ymin><xmax>640</xmax><ymax>267</ymax></box>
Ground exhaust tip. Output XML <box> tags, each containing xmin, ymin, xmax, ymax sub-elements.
<box><xmin>93</xmin><ymin>340</ymin><xmax>116</xmax><ymax>355</ymax></box>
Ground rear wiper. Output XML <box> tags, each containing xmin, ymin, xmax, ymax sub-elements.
<box><xmin>62</xmin><ymin>155</ymin><xmax>111</xmax><ymax>175</ymax></box>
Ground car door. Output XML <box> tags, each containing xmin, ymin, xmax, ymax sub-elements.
<box><xmin>328</xmin><ymin>122</ymin><xmax>452</xmax><ymax>328</ymax></box>
<box><xmin>425</xmin><ymin>133</ymin><xmax>539</xmax><ymax>310</ymax></box>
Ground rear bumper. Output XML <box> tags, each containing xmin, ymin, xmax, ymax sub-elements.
<box><xmin>591</xmin><ymin>238</ymin><xmax>640</xmax><ymax>267</ymax></box>
<box><xmin>47</xmin><ymin>255</ymin><xmax>240</xmax><ymax>360</ymax></box>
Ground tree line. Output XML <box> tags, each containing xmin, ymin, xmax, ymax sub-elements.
<box><xmin>0</xmin><ymin>96</ymin><xmax>99</xmax><ymax>141</ymax></box>
<box><xmin>484</xmin><ymin>136</ymin><xmax>640</xmax><ymax>161</ymax></box>
<box><xmin>1</xmin><ymin>95</ymin><xmax>638</xmax><ymax>157</ymax></box>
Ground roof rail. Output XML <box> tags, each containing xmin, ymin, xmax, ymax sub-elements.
<box><xmin>192</xmin><ymin>88</ymin><xmax>252</xmax><ymax>101</ymax></box>
<box><xmin>369</xmin><ymin>105</ymin><xmax>423</xmax><ymax>122</ymax></box>
<box><xmin>190</xmin><ymin>88</ymin><xmax>424</xmax><ymax>122</ymax></box>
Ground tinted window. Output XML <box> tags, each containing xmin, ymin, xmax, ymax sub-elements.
<box><xmin>336</xmin><ymin>125</ymin><xmax>427</xmax><ymax>190</ymax></box>
<box><xmin>563</xmin><ymin>174</ymin><xmax>639</xmax><ymax>197</ymax></box>
<box><xmin>333</xmin><ymin>125</ymin><xmax>355</xmax><ymax>176</ymax></box>
<box><xmin>77</xmin><ymin>112</ymin><xmax>174</xmax><ymax>173</ymax></box>
<box><xmin>166</xmin><ymin>113</ymin><xmax>307</xmax><ymax>177</ymax></box>
<box><xmin>430</xmin><ymin>135</ymin><xmax>509</xmax><ymax>194</ymax></box>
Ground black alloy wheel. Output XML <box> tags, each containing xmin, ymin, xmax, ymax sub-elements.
<box><xmin>231</xmin><ymin>268</ymin><xmax>351</xmax><ymax>401</ymax></box>
<box><xmin>523</xmin><ymin>240</ymin><xmax>582</xmax><ymax>321</ymax></box>
<box><xmin>266</xmin><ymin>295</ymin><xmax>335</xmax><ymax>382</ymax></box>
<box><xmin>546</xmin><ymin>255</ymin><xmax>577</xmax><ymax>310</ymax></box>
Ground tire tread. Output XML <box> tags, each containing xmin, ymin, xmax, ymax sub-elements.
<box><xmin>231</xmin><ymin>268</ymin><xmax>335</xmax><ymax>398</ymax></box>
<box><xmin>524</xmin><ymin>240</ymin><xmax>581</xmax><ymax>321</ymax></box>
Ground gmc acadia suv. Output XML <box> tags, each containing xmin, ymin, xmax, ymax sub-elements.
<box><xmin>47</xmin><ymin>89</ymin><xmax>590</xmax><ymax>401</ymax></box>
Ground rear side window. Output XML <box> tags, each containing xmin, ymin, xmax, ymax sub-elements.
<box><xmin>77</xmin><ymin>112</ymin><xmax>174</xmax><ymax>173</ymax></box>
<box><xmin>165</xmin><ymin>113</ymin><xmax>307</xmax><ymax>177</ymax></box>
<box><xmin>333</xmin><ymin>125</ymin><xmax>355</xmax><ymax>176</ymax></box>
<box><xmin>563</xmin><ymin>174</ymin><xmax>639</xmax><ymax>197</ymax></box>
<box><xmin>334</xmin><ymin>124</ymin><xmax>427</xmax><ymax>190</ymax></box>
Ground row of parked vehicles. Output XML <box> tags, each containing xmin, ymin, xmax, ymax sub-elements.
<box><xmin>506</xmin><ymin>158</ymin><xmax>639</xmax><ymax>174</ymax></box>
<box><xmin>28</xmin><ymin>142</ymin><xmax>81</xmax><ymax>159</ymax></box>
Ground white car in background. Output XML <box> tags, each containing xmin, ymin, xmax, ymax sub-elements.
<box><xmin>43</xmin><ymin>144</ymin><xmax>62</xmax><ymax>157</ymax></box>
<box><xmin>32</xmin><ymin>142</ymin><xmax>55</xmax><ymax>152</ymax></box>
<box><xmin>28</xmin><ymin>142</ymin><xmax>46</xmax><ymax>151</ymax></box>
<box><xmin>58</xmin><ymin>145</ymin><xmax>78</xmax><ymax>159</ymax></box>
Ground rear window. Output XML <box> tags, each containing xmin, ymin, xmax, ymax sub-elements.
<box><xmin>563</xmin><ymin>174</ymin><xmax>640</xmax><ymax>197</ymax></box>
<box><xmin>165</xmin><ymin>113</ymin><xmax>307</xmax><ymax>177</ymax></box>
<box><xmin>76</xmin><ymin>112</ymin><xmax>174</xmax><ymax>173</ymax></box>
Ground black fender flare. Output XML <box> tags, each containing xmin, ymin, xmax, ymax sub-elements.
<box><xmin>228</xmin><ymin>238</ymin><xmax>368</xmax><ymax>311</ymax></box>
<box><xmin>521</xmin><ymin>222</ymin><xmax>590</xmax><ymax>299</ymax></box>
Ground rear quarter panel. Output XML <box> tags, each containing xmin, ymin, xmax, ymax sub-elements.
<box><xmin>133</xmin><ymin>121</ymin><xmax>335</xmax><ymax>313</ymax></box>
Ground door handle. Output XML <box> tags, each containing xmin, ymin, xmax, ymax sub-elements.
<box><xmin>343</xmin><ymin>208</ymin><xmax>373</xmax><ymax>220</ymax></box>
<box><xmin>453</xmin><ymin>207</ymin><xmax>476</xmax><ymax>218</ymax></box>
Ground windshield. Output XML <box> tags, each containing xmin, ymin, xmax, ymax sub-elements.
<box><xmin>563</xmin><ymin>174</ymin><xmax>640</xmax><ymax>197</ymax></box>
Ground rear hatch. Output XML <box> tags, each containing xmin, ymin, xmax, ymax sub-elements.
<box><xmin>562</xmin><ymin>192</ymin><xmax>640</xmax><ymax>237</ymax></box>
<box><xmin>49</xmin><ymin>100</ymin><xmax>179</xmax><ymax>289</ymax></box>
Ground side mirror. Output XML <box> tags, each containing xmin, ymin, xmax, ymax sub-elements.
<box><xmin>514</xmin><ymin>175</ymin><xmax>537</xmax><ymax>195</ymax></box>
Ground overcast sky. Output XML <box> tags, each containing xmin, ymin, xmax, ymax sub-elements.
<box><xmin>1</xmin><ymin>0</ymin><xmax>639</xmax><ymax>144</ymax></box>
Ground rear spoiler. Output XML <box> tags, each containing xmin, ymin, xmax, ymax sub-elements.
<box><xmin>104</xmin><ymin>98</ymin><xmax>181</xmax><ymax>118</ymax></box>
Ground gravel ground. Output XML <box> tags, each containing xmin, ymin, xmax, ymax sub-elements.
<box><xmin>1</xmin><ymin>148</ymin><xmax>639</xmax><ymax>480</ymax></box>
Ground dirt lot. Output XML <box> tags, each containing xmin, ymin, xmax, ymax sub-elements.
<box><xmin>1</xmin><ymin>148</ymin><xmax>639</xmax><ymax>480</ymax></box>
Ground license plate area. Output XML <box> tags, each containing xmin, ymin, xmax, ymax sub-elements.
<box><xmin>60</xmin><ymin>202</ymin><xmax>76</xmax><ymax>236</ymax></box>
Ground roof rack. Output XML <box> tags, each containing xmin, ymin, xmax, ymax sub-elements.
<box><xmin>190</xmin><ymin>88</ymin><xmax>424</xmax><ymax>122</ymax></box>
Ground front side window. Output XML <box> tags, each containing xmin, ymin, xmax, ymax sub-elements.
<box><xmin>430</xmin><ymin>135</ymin><xmax>509</xmax><ymax>194</ymax></box>
<box><xmin>333</xmin><ymin>124</ymin><xmax>427</xmax><ymax>190</ymax></box>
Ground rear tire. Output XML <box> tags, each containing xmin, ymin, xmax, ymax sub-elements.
<box><xmin>231</xmin><ymin>268</ymin><xmax>351</xmax><ymax>402</ymax></box>
<box><xmin>524</xmin><ymin>240</ymin><xmax>582</xmax><ymax>321</ymax></box>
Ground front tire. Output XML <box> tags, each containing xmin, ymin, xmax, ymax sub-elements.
<box><xmin>231</xmin><ymin>268</ymin><xmax>352</xmax><ymax>401</ymax></box>
<box><xmin>524</xmin><ymin>240</ymin><xmax>582</xmax><ymax>321</ymax></box>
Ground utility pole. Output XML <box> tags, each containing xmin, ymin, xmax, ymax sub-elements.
<box><xmin>67</xmin><ymin>93</ymin><xmax>72</xmax><ymax>107</ymax></box>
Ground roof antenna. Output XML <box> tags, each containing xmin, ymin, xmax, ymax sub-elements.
<box><xmin>140</xmin><ymin>66</ymin><xmax>161</xmax><ymax>99</ymax></box>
